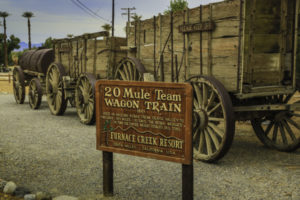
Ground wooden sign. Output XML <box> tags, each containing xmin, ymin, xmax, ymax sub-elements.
<box><xmin>96</xmin><ymin>80</ymin><xmax>193</xmax><ymax>164</ymax></box>
<box><xmin>179</xmin><ymin>21</ymin><xmax>215</xmax><ymax>33</ymax></box>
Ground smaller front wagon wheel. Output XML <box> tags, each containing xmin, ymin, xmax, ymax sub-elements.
<box><xmin>188</xmin><ymin>76</ymin><xmax>235</xmax><ymax>163</ymax></box>
<box><xmin>28</xmin><ymin>78</ymin><xmax>43</xmax><ymax>109</ymax></box>
<box><xmin>75</xmin><ymin>73</ymin><xmax>96</xmax><ymax>125</ymax></box>
<box><xmin>12</xmin><ymin>66</ymin><xmax>25</xmax><ymax>104</ymax></box>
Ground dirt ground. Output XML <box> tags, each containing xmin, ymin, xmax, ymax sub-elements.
<box><xmin>1</xmin><ymin>78</ymin><xmax>300</xmax><ymax>199</ymax></box>
<box><xmin>0</xmin><ymin>94</ymin><xmax>299</xmax><ymax>200</ymax></box>
<box><xmin>0</xmin><ymin>80</ymin><xmax>13</xmax><ymax>94</ymax></box>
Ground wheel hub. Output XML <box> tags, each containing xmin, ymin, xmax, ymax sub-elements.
<box><xmin>274</xmin><ymin>111</ymin><xmax>288</xmax><ymax>122</ymax></box>
<box><xmin>83</xmin><ymin>91</ymin><xmax>89</xmax><ymax>104</ymax></box>
<box><xmin>52</xmin><ymin>84</ymin><xmax>58</xmax><ymax>94</ymax></box>
<box><xmin>195</xmin><ymin>109</ymin><xmax>209</xmax><ymax>130</ymax></box>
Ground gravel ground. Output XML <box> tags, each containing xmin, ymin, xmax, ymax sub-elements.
<box><xmin>0</xmin><ymin>94</ymin><xmax>300</xmax><ymax>200</ymax></box>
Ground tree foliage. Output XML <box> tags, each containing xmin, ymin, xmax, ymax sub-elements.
<box><xmin>22</xmin><ymin>11</ymin><xmax>34</xmax><ymax>18</ymax></box>
<box><xmin>0</xmin><ymin>34</ymin><xmax>20</xmax><ymax>65</ymax></box>
<box><xmin>0</xmin><ymin>11</ymin><xmax>9</xmax><ymax>18</ymax></box>
<box><xmin>164</xmin><ymin>0</ymin><xmax>188</xmax><ymax>14</ymax></box>
<box><xmin>101</xmin><ymin>23</ymin><xmax>112</xmax><ymax>32</ymax></box>
<box><xmin>41</xmin><ymin>37</ymin><xmax>53</xmax><ymax>48</ymax></box>
<box><xmin>67</xmin><ymin>34</ymin><xmax>74</xmax><ymax>38</ymax></box>
<box><xmin>101</xmin><ymin>23</ymin><xmax>112</xmax><ymax>36</ymax></box>
<box><xmin>131</xmin><ymin>14</ymin><xmax>142</xmax><ymax>22</ymax></box>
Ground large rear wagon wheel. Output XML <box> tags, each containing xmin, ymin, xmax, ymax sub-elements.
<box><xmin>46</xmin><ymin>63</ymin><xmax>67</xmax><ymax>115</ymax></box>
<box><xmin>75</xmin><ymin>73</ymin><xmax>96</xmax><ymax>125</ymax></box>
<box><xmin>28</xmin><ymin>78</ymin><xmax>42</xmax><ymax>109</ymax></box>
<box><xmin>114</xmin><ymin>57</ymin><xmax>146</xmax><ymax>81</ymax></box>
<box><xmin>188</xmin><ymin>76</ymin><xmax>235</xmax><ymax>163</ymax></box>
<box><xmin>251</xmin><ymin>99</ymin><xmax>300</xmax><ymax>152</ymax></box>
<box><xmin>12</xmin><ymin>66</ymin><xmax>25</xmax><ymax>104</ymax></box>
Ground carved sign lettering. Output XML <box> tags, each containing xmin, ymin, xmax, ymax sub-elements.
<box><xmin>96</xmin><ymin>80</ymin><xmax>193</xmax><ymax>164</ymax></box>
<box><xmin>179</xmin><ymin>21</ymin><xmax>215</xmax><ymax>33</ymax></box>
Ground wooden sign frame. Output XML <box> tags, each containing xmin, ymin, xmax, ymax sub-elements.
<box><xmin>96</xmin><ymin>80</ymin><xmax>193</xmax><ymax>165</ymax></box>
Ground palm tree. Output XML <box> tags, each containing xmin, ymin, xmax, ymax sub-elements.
<box><xmin>0</xmin><ymin>11</ymin><xmax>10</xmax><ymax>68</ymax></box>
<box><xmin>22</xmin><ymin>12</ymin><xmax>34</xmax><ymax>49</ymax></box>
<box><xmin>131</xmin><ymin>14</ymin><xmax>142</xmax><ymax>22</ymax></box>
<box><xmin>101</xmin><ymin>23</ymin><xmax>112</xmax><ymax>35</ymax></box>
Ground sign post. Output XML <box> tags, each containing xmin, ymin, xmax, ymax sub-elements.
<box><xmin>96</xmin><ymin>80</ymin><xmax>193</xmax><ymax>199</ymax></box>
<box><xmin>102</xmin><ymin>151</ymin><xmax>113</xmax><ymax>196</ymax></box>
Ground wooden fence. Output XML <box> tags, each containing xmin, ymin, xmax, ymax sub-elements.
<box><xmin>0</xmin><ymin>73</ymin><xmax>12</xmax><ymax>83</ymax></box>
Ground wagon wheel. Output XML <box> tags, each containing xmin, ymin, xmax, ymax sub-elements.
<box><xmin>75</xmin><ymin>73</ymin><xmax>96</xmax><ymax>125</ymax></box>
<box><xmin>188</xmin><ymin>76</ymin><xmax>235</xmax><ymax>162</ymax></box>
<box><xmin>114</xmin><ymin>57</ymin><xmax>146</xmax><ymax>81</ymax></box>
<box><xmin>264</xmin><ymin>94</ymin><xmax>293</xmax><ymax>104</ymax></box>
<box><xmin>12</xmin><ymin>66</ymin><xmax>25</xmax><ymax>104</ymax></box>
<box><xmin>46</xmin><ymin>63</ymin><xmax>67</xmax><ymax>115</ymax></box>
<box><xmin>28</xmin><ymin>78</ymin><xmax>43</xmax><ymax>109</ymax></box>
<box><xmin>251</xmin><ymin>97</ymin><xmax>300</xmax><ymax>152</ymax></box>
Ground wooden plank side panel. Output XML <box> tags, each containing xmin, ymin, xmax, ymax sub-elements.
<box><xmin>127</xmin><ymin>0</ymin><xmax>242</xmax><ymax>91</ymax></box>
<box><xmin>191</xmin><ymin>0</ymin><xmax>240</xmax><ymax>20</ymax></box>
<box><xmin>243</xmin><ymin>0</ymin><xmax>283</xmax><ymax>87</ymax></box>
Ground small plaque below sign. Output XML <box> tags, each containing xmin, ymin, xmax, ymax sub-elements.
<box><xmin>179</xmin><ymin>21</ymin><xmax>215</xmax><ymax>33</ymax></box>
<box><xmin>96</xmin><ymin>80</ymin><xmax>193</xmax><ymax>164</ymax></box>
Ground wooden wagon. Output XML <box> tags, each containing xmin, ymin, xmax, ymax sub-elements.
<box><xmin>13</xmin><ymin>31</ymin><xmax>127</xmax><ymax>124</ymax></box>
<box><xmin>12</xmin><ymin>0</ymin><xmax>300</xmax><ymax>162</ymax></box>
<box><xmin>116</xmin><ymin>0</ymin><xmax>300</xmax><ymax>162</ymax></box>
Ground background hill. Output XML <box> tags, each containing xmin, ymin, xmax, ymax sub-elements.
<box><xmin>17</xmin><ymin>42</ymin><xmax>43</xmax><ymax>51</ymax></box>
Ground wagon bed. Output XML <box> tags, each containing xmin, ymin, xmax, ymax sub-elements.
<box><xmin>123</xmin><ymin>0</ymin><xmax>300</xmax><ymax>162</ymax></box>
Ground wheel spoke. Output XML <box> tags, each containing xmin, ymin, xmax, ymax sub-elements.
<box><xmin>81</xmin><ymin>104</ymin><xmax>85</xmax><ymax>113</ymax></box>
<box><xmin>193</xmin><ymin>99</ymin><xmax>200</xmax><ymax>110</ymax></box>
<box><xmin>56</xmin><ymin>94</ymin><xmax>61</xmax><ymax>110</ymax></box>
<box><xmin>79</xmin><ymin>84</ymin><xmax>84</xmax><ymax>93</ymax></box>
<box><xmin>207</xmin><ymin>126</ymin><xmax>220</xmax><ymax>150</ymax></box>
<box><xmin>207</xmin><ymin>102</ymin><xmax>221</xmax><ymax>116</ymax></box>
<box><xmin>130</xmin><ymin>62</ymin><xmax>137</xmax><ymax>80</ymax></box>
<box><xmin>193</xmin><ymin>125</ymin><xmax>201</xmax><ymax>141</ymax></box>
<box><xmin>198</xmin><ymin>131</ymin><xmax>204</xmax><ymax>153</ymax></box>
<box><xmin>89</xmin><ymin>97</ymin><xmax>94</xmax><ymax>103</ymax></box>
<box><xmin>285</xmin><ymin>117</ymin><xmax>300</xmax><ymax>130</ymax></box>
<box><xmin>208</xmin><ymin>122</ymin><xmax>224</xmax><ymax>138</ymax></box>
<box><xmin>202</xmin><ymin>83</ymin><xmax>208</xmax><ymax>108</ymax></box>
<box><xmin>88</xmin><ymin>103</ymin><xmax>93</xmax><ymax>118</ymax></box>
<box><xmin>126</xmin><ymin>62</ymin><xmax>133</xmax><ymax>80</ymax></box>
<box><xmin>123</xmin><ymin>64</ymin><xmax>130</xmax><ymax>80</ymax></box>
<box><xmin>84</xmin><ymin>105</ymin><xmax>88</xmax><ymax>118</ymax></box>
<box><xmin>49</xmin><ymin>72</ymin><xmax>54</xmax><ymax>84</ymax></box>
<box><xmin>264</xmin><ymin>121</ymin><xmax>274</xmax><ymax>136</ymax></box>
<box><xmin>272</xmin><ymin>124</ymin><xmax>279</xmax><ymax>142</ymax></box>
<box><xmin>118</xmin><ymin>69</ymin><xmax>127</xmax><ymax>80</ymax></box>
<box><xmin>282</xmin><ymin>120</ymin><xmax>297</xmax><ymax>141</ymax></box>
<box><xmin>208</xmin><ymin>117</ymin><xmax>225</xmax><ymax>122</ymax></box>
<box><xmin>53</xmin><ymin>68</ymin><xmax>59</xmax><ymax>83</ymax></box>
<box><xmin>193</xmin><ymin>83</ymin><xmax>203</xmax><ymax>108</ymax></box>
<box><xmin>278</xmin><ymin>122</ymin><xmax>288</xmax><ymax>144</ymax></box>
<box><xmin>206</xmin><ymin>91</ymin><xmax>216</xmax><ymax>111</ymax></box>
<box><xmin>204</xmin><ymin>130</ymin><xmax>213</xmax><ymax>155</ymax></box>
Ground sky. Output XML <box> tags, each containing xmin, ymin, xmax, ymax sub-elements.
<box><xmin>0</xmin><ymin>0</ymin><xmax>221</xmax><ymax>44</ymax></box>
